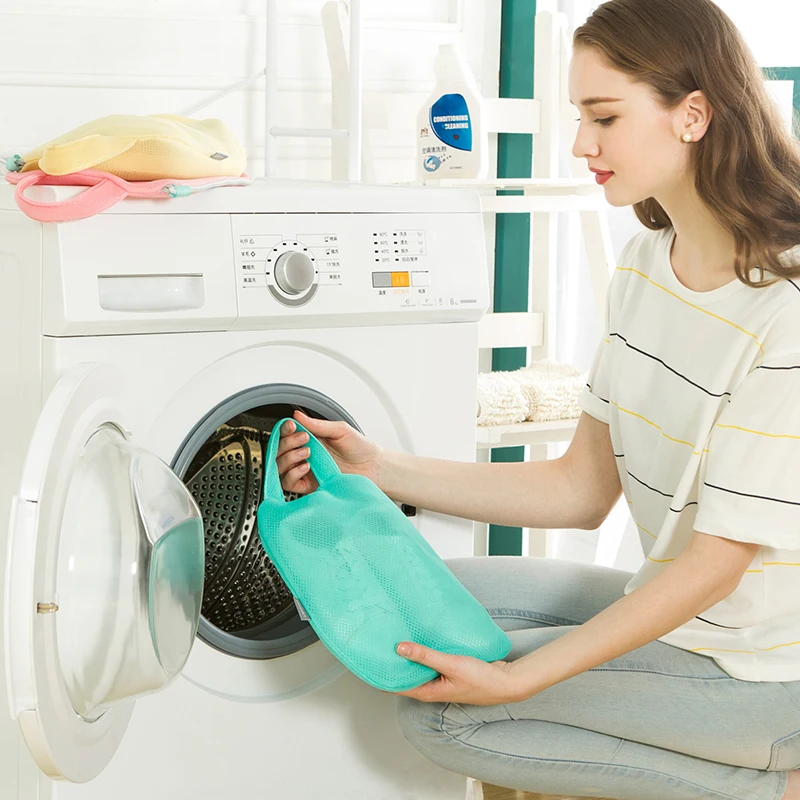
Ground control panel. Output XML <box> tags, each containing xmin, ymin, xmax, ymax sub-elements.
<box><xmin>232</xmin><ymin>211</ymin><xmax>488</xmax><ymax>325</ymax></box>
<box><xmin>371</xmin><ymin>228</ymin><xmax>430</xmax><ymax>298</ymax></box>
<box><xmin>237</xmin><ymin>232</ymin><xmax>344</xmax><ymax>306</ymax></box>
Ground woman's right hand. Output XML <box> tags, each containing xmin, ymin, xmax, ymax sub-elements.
<box><xmin>275</xmin><ymin>410</ymin><xmax>383</xmax><ymax>494</ymax></box>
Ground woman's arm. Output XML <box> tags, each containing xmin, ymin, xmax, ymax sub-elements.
<box><xmin>508</xmin><ymin>531</ymin><xmax>760</xmax><ymax>699</ymax></box>
<box><xmin>396</xmin><ymin>530</ymin><xmax>760</xmax><ymax>705</ymax></box>
<box><xmin>380</xmin><ymin>412</ymin><xmax>622</xmax><ymax>531</ymax></box>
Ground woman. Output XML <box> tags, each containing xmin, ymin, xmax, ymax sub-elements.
<box><xmin>277</xmin><ymin>0</ymin><xmax>800</xmax><ymax>797</ymax></box>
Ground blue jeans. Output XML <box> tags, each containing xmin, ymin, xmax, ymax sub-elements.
<box><xmin>395</xmin><ymin>557</ymin><xmax>800</xmax><ymax>800</ymax></box>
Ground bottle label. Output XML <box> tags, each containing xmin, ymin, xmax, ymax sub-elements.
<box><xmin>429</xmin><ymin>93</ymin><xmax>473</xmax><ymax>153</ymax></box>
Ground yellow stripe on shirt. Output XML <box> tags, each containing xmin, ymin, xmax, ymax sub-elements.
<box><xmin>716</xmin><ymin>423</ymin><xmax>800</xmax><ymax>441</ymax></box>
<box><xmin>691</xmin><ymin>640</ymin><xmax>800</xmax><ymax>654</ymax></box>
<box><xmin>616</xmin><ymin>266</ymin><xmax>764</xmax><ymax>354</ymax></box>
<box><xmin>611</xmin><ymin>400</ymin><xmax>707</xmax><ymax>453</ymax></box>
<box><xmin>637</xmin><ymin>524</ymin><xmax>658</xmax><ymax>540</ymax></box>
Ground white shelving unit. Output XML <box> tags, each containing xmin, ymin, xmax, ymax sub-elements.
<box><xmin>412</xmin><ymin>8</ymin><xmax>613</xmax><ymax>469</ymax></box>
<box><xmin>476</xmin><ymin>417</ymin><xmax>579</xmax><ymax>449</ymax></box>
<box><xmin>464</xmin><ymin>174</ymin><xmax>611</xmax><ymax>455</ymax></box>
<box><xmin>460</xmin><ymin>5</ymin><xmax>616</xmax><ymax>556</ymax></box>
<box><xmin>312</xmin><ymin>1</ymin><xmax>616</xmax><ymax>558</ymax></box>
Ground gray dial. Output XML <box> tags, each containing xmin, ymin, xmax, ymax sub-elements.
<box><xmin>274</xmin><ymin>251</ymin><xmax>316</xmax><ymax>295</ymax></box>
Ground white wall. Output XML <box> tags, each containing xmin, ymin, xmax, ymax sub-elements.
<box><xmin>0</xmin><ymin>0</ymin><xmax>500</xmax><ymax>183</ymax></box>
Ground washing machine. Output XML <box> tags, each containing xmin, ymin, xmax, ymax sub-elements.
<box><xmin>0</xmin><ymin>178</ymin><xmax>489</xmax><ymax>800</ymax></box>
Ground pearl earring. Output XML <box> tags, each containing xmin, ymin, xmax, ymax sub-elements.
<box><xmin>682</xmin><ymin>133</ymin><xmax>693</xmax><ymax>143</ymax></box>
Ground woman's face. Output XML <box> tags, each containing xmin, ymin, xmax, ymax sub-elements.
<box><xmin>569</xmin><ymin>46</ymin><xmax>691</xmax><ymax>208</ymax></box>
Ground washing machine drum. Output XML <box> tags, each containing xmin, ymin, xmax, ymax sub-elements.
<box><xmin>184</xmin><ymin>415</ymin><xmax>296</xmax><ymax>633</ymax></box>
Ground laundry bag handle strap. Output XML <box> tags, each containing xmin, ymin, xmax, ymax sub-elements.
<box><xmin>263</xmin><ymin>417</ymin><xmax>341</xmax><ymax>502</ymax></box>
<box><xmin>7</xmin><ymin>170</ymin><xmax>129</xmax><ymax>222</ymax></box>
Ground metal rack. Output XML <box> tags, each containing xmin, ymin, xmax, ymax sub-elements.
<box><xmin>180</xmin><ymin>0</ymin><xmax>365</xmax><ymax>182</ymax></box>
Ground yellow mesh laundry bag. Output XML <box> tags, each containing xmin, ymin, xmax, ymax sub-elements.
<box><xmin>15</xmin><ymin>113</ymin><xmax>246</xmax><ymax>180</ymax></box>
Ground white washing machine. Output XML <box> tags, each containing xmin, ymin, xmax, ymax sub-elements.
<box><xmin>0</xmin><ymin>179</ymin><xmax>489</xmax><ymax>800</ymax></box>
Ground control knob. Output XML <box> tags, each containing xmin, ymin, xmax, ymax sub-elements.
<box><xmin>274</xmin><ymin>251</ymin><xmax>316</xmax><ymax>295</ymax></box>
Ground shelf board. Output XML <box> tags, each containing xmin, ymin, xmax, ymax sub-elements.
<box><xmin>476</xmin><ymin>417</ymin><xmax>579</xmax><ymax>449</ymax></box>
<box><xmin>433</xmin><ymin>177</ymin><xmax>601</xmax><ymax>193</ymax></box>
<box><xmin>478</xmin><ymin>311</ymin><xmax>544</xmax><ymax>349</ymax></box>
<box><xmin>433</xmin><ymin>178</ymin><xmax>605</xmax><ymax>212</ymax></box>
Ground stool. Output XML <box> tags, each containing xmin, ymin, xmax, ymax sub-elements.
<box><xmin>475</xmin><ymin>780</ymin><xmax>617</xmax><ymax>800</ymax></box>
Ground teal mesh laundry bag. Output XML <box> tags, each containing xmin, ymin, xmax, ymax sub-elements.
<box><xmin>256</xmin><ymin>418</ymin><xmax>512</xmax><ymax>692</ymax></box>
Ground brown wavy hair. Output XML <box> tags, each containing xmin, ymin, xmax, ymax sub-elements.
<box><xmin>574</xmin><ymin>0</ymin><xmax>800</xmax><ymax>286</ymax></box>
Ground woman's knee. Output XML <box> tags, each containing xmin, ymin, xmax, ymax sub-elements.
<box><xmin>395</xmin><ymin>696</ymin><xmax>445</xmax><ymax>748</ymax></box>
<box><xmin>395</xmin><ymin>697</ymin><xmax>484</xmax><ymax>760</ymax></box>
<box><xmin>396</xmin><ymin>697</ymin><xmax>511</xmax><ymax>748</ymax></box>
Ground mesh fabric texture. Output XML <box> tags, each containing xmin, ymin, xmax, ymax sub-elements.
<box><xmin>257</xmin><ymin>418</ymin><xmax>511</xmax><ymax>692</ymax></box>
<box><xmin>17</xmin><ymin>113</ymin><xmax>246</xmax><ymax>180</ymax></box>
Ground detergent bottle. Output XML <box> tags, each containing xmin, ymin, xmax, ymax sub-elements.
<box><xmin>417</xmin><ymin>44</ymin><xmax>488</xmax><ymax>180</ymax></box>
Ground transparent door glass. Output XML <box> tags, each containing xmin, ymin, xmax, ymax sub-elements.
<box><xmin>55</xmin><ymin>426</ymin><xmax>204</xmax><ymax>720</ymax></box>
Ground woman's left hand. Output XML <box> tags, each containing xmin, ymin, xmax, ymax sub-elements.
<box><xmin>393</xmin><ymin>642</ymin><xmax>523</xmax><ymax>705</ymax></box>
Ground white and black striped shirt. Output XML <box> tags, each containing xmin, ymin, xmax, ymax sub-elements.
<box><xmin>580</xmin><ymin>228</ymin><xmax>800</xmax><ymax>682</ymax></box>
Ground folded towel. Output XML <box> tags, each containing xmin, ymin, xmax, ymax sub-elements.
<box><xmin>476</xmin><ymin>372</ymin><xmax>528</xmax><ymax>426</ymax></box>
<box><xmin>477</xmin><ymin>360</ymin><xmax>585</xmax><ymax>427</ymax></box>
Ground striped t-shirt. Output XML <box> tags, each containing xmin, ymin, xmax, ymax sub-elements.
<box><xmin>579</xmin><ymin>228</ymin><xmax>800</xmax><ymax>682</ymax></box>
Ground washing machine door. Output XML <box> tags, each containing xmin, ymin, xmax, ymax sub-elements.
<box><xmin>4</xmin><ymin>362</ymin><xmax>205</xmax><ymax>783</ymax></box>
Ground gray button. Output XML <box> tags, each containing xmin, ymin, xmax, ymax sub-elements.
<box><xmin>372</xmin><ymin>272</ymin><xmax>392</xmax><ymax>288</ymax></box>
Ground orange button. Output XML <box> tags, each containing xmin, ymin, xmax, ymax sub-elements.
<box><xmin>391</xmin><ymin>272</ymin><xmax>410</xmax><ymax>287</ymax></box>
